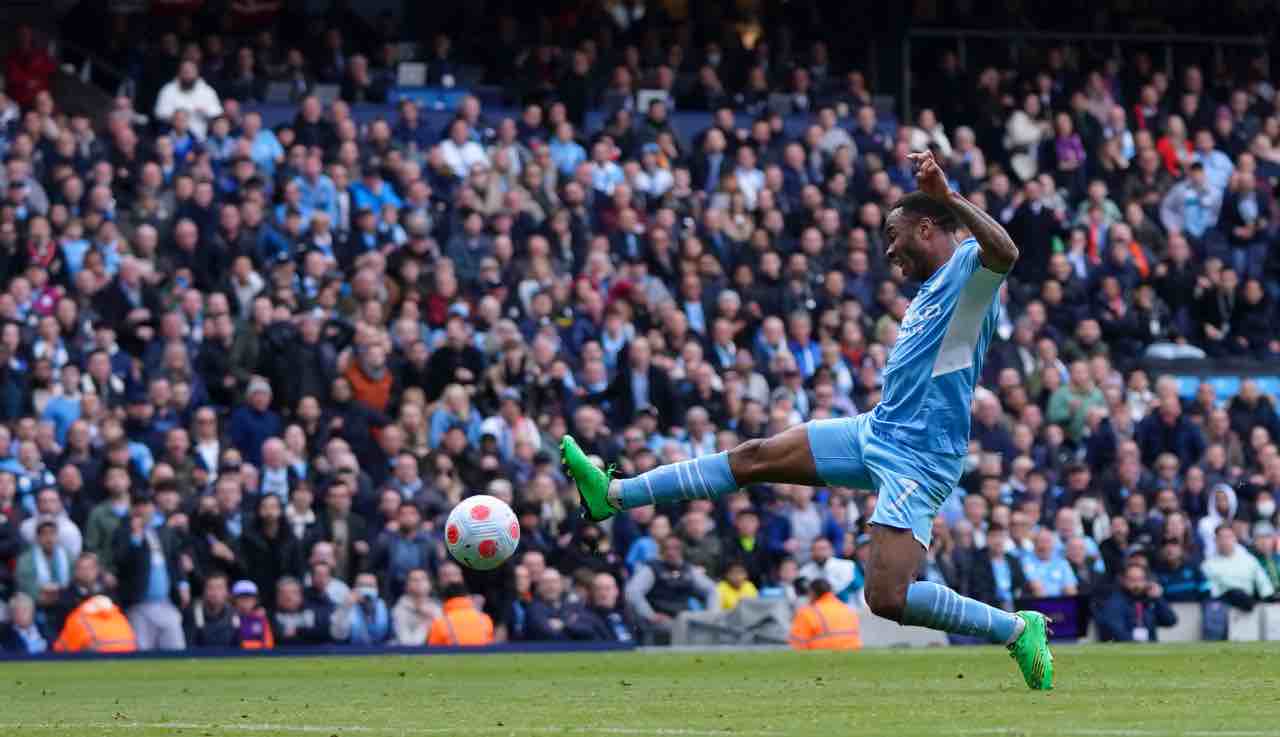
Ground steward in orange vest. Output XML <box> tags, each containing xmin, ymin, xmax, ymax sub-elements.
<box><xmin>53</xmin><ymin>596</ymin><xmax>138</xmax><ymax>653</ymax></box>
<box><xmin>427</xmin><ymin>584</ymin><xmax>494</xmax><ymax>646</ymax></box>
<box><xmin>789</xmin><ymin>579</ymin><xmax>862</xmax><ymax>651</ymax></box>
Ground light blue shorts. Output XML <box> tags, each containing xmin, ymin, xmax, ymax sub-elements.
<box><xmin>806</xmin><ymin>414</ymin><xmax>963</xmax><ymax>548</ymax></box>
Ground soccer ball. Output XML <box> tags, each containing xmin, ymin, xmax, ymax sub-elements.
<box><xmin>445</xmin><ymin>495</ymin><xmax>520</xmax><ymax>571</ymax></box>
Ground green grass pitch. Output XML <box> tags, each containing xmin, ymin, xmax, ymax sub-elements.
<box><xmin>1</xmin><ymin>643</ymin><xmax>1278</xmax><ymax>737</ymax></box>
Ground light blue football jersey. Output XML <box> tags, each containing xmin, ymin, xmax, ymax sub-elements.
<box><xmin>870</xmin><ymin>238</ymin><xmax>1006</xmax><ymax>456</ymax></box>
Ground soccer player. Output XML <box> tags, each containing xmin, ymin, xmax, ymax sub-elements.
<box><xmin>561</xmin><ymin>150</ymin><xmax>1053</xmax><ymax>689</ymax></box>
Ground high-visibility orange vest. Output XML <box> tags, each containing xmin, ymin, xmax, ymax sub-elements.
<box><xmin>427</xmin><ymin>597</ymin><xmax>494</xmax><ymax>646</ymax></box>
<box><xmin>53</xmin><ymin>596</ymin><xmax>138</xmax><ymax>654</ymax></box>
<box><xmin>789</xmin><ymin>593</ymin><xmax>862</xmax><ymax>651</ymax></box>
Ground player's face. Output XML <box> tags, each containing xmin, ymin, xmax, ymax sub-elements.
<box><xmin>884</xmin><ymin>208</ymin><xmax>929</xmax><ymax>282</ymax></box>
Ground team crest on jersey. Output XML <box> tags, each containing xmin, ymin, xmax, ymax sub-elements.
<box><xmin>899</xmin><ymin>301</ymin><xmax>942</xmax><ymax>338</ymax></box>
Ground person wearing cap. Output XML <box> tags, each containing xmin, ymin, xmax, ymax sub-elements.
<box><xmin>230</xmin><ymin>578</ymin><xmax>275</xmax><ymax>649</ymax></box>
<box><xmin>228</xmin><ymin>376</ymin><xmax>283</xmax><ymax>468</ymax></box>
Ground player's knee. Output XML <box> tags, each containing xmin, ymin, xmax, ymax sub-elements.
<box><xmin>865</xmin><ymin>581</ymin><xmax>907</xmax><ymax>623</ymax></box>
<box><xmin>727</xmin><ymin>438</ymin><xmax>767</xmax><ymax>482</ymax></box>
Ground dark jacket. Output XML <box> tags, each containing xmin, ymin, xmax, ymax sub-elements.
<box><xmin>963</xmin><ymin>549</ymin><xmax>1029</xmax><ymax>609</ymax></box>
<box><xmin>111</xmin><ymin>524</ymin><xmax>187</xmax><ymax>609</ymax></box>
<box><xmin>271</xmin><ymin>587</ymin><xmax>335</xmax><ymax>646</ymax></box>
<box><xmin>1096</xmin><ymin>588</ymin><xmax>1177</xmax><ymax>642</ymax></box>
<box><xmin>183</xmin><ymin>601</ymin><xmax>240</xmax><ymax>648</ymax></box>
<box><xmin>588</xmin><ymin>361</ymin><xmax>677</xmax><ymax>431</ymax></box>
<box><xmin>525</xmin><ymin>599</ymin><xmax>572</xmax><ymax>641</ymax></box>
<box><xmin>228</xmin><ymin>404</ymin><xmax>284</xmax><ymax>467</ymax></box>
<box><xmin>238</xmin><ymin>524</ymin><xmax>305</xmax><ymax>612</ymax></box>
<box><xmin>1135</xmin><ymin>413</ymin><xmax>1206</xmax><ymax>468</ymax></box>
<box><xmin>564</xmin><ymin>603</ymin><xmax>634</xmax><ymax>642</ymax></box>
<box><xmin>0</xmin><ymin>621</ymin><xmax>50</xmax><ymax>653</ymax></box>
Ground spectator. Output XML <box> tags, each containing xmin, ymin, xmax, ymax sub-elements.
<box><xmin>3</xmin><ymin>26</ymin><xmax>56</xmax><ymax>108</ymax></box>
<box><xmin>799</xmin><ymin>537</ymin><xmax>858</xmax><ymax>603</ymax></box>
<box><xmin>1202</xmin><ymin>525</ymin><xmax>1275</xmax><ymax>608</ymax></box>
<box><xmin>184</xmin><ymin>572</ymin><xmax>238</xmax><ymax>648</ymax></box>
<box><xmin>564</xmin><ymin>572</ymin><xmax>632</xmax><ymax>642</ymax></box>
<box><xmin>15</xmin><ymin>518</ymin><xmax>71</xmax><ymax>605</ymax></box>
<box><xmin>271</xmin><ymin>576</ymin><xmax>337</xmax><ymax>646</ymax></box>
<box><xmin>0</xmin><ymin>592</ymin><xmax>49</xmax><ymax>654</ymax></box>
<box><xmin>228</xmin><ymin>378</ymin><xmax>284</xmax><ymax>468</ymax></box>
<box><xmin>239</xmin><ymin>493</ymin><xmax>305</xmax><ymax>606</ymax></box>
<box><xmin>1097</xmin><ymin>562</ymin><xmax>1178</xmax><ymax>642</ymax></box>
<box><xmin>526</xmin><ymin>569</ymin><xmax>571</xmax><ymax>641</ymax></box>
<box><xmin>427</xmin><ymin>583</ymin><xmax>494</xmax><ymax>646</ymax></box>
<box><xmin>716</xmin><ymin>560</ymin><xmax>759</xmax><ymax>611</ymax></box>
<box><xmin>1153</xmin><ymin>537</ymin><xmax>1210</xmax><ymax>602</ymax></box>
<box><xmin>789</xmin><ymin>578</ymin><xmax>862</xmax><ymax>650</ymax></box>
<box><xmin>1136</xmin><ymin>395</ymin><xmax>1206</xmax><ymax>469</ymax></box>
<box><xmin>369</xmin><ymin>502</ymin><xmax>436</xmax><ymax>602</ymax></box>
<box><xmin>154</xmin><ymin>60</ymin><xmax>224</xmax><ymax>140</ymax></box>
<box><xmin>391</xmin><ymin>568</ymin><xmax>440</xmax><ymax>645</ymax></box>
<box><xmin>230</xmin><ymin>579</ymin><xmax>274</xmax><ymax>650</ymax></box>
<box><xmin>625</xmin><ymin>536</ymin><xmax>718</xmax><ymax>642</ymax></box>
<box><xmin>1047</xmin><ymin>360</ymin><xmax>1105</xmax><ymax>442</ymax></box>
<box><xmin>333</xmin><ymin>572</ymin><xmax>390</xmax><ymax>645</ymax></box>
<box><xmin>963</xmin><ymin>524</ymin><xmax>1029</xmax><ymax>611</ymax></box>
<box><xmin>1021</xmin><ymin>530</ymin><xmax>1079</xmax><ymax>597</ymax></box>
<box><xmin>1254</xmin><ymin>525</ymin><xmax>1280</xmax><ymax>592</ymax></box>
<box><xmin>111</xmin><ymin>494</ymin><xmax>187</xmax><ymax>651</ymax></box>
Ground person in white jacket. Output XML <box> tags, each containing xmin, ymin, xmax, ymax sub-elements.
<box><xmin>799</xmin><ymin>537</ymin><xmax>859</xmax><ymax>603</ymax></box>
<box><xmin>154</xmin><ymin>61</ymin><xmax>223</xmax><ymax>139</ymax></box>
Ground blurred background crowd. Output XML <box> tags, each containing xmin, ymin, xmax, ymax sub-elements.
<box><xmin>1</xmin><ymin>0</ymin><xmax>1280</xmax><ymax>654</ymax></box>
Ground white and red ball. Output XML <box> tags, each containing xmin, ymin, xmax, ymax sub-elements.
<box><xmin>444</xmin><ymin>494</ymin><xmax>519</xmax><ymax>571</ymax></box>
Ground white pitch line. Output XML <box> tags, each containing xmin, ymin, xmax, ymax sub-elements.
<box><xmin>0</xmin><ymin>722</ymin><xmax>777</xmax><ymax>737</ymax></box>
<box><xmin>960</xmin><ymin>729</ymin><xmax>1280</xmax><ymax>737</ymax></box>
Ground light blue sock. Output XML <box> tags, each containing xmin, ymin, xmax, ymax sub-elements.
<box><xmin>902</xmin><ymin>581</ymin><xmax>1019</xmax><ymax>644</ymax></box>
<box><xmin>619</xmin><ymin>452</ymin><xmax>739</xmax><ymax>509</ymax></box>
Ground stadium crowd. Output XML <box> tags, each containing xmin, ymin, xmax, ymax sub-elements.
<box><xmin>3</xmin><ymin>3</ymin><xmax>1280</xmax><ymax>653</ymax></box>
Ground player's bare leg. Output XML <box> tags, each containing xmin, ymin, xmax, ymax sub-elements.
<box><xmin>865</xmin><ymin>524</ymin><xmax>1053</xmax><ymax>690</ymax></box>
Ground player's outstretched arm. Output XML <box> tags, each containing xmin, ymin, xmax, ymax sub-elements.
<box><xmin>909</xmin><ymin>151</ymin><xmax>1020</xmax><ymax>274</ymax></box>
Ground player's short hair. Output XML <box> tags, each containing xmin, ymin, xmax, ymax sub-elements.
<box><xmin>891</xmin><ymin>191</ymin><xmax>958</xmax><ymax>232</ymax></box>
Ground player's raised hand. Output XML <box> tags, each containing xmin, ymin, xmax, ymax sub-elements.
<box><xmin>908</xmin><ymin>150</ymin><xmax>951</xmax><ymax>201</ymax></box>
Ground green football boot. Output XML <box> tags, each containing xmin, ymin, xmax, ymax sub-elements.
<box><xmin>1007</xmin><ymin>611</ymin><xmax>1054</xmax><ymax>690</ymax></box>
<box><xmin>560</xmin><ymin>435</ymin><xmax>617</xmax><ymax>522</ymax></box>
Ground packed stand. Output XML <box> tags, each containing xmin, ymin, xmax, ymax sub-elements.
<box><xmin>2</xmin><ymin>9</ymin><xmax>1280</xmax><ymax>654</ymax></box>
